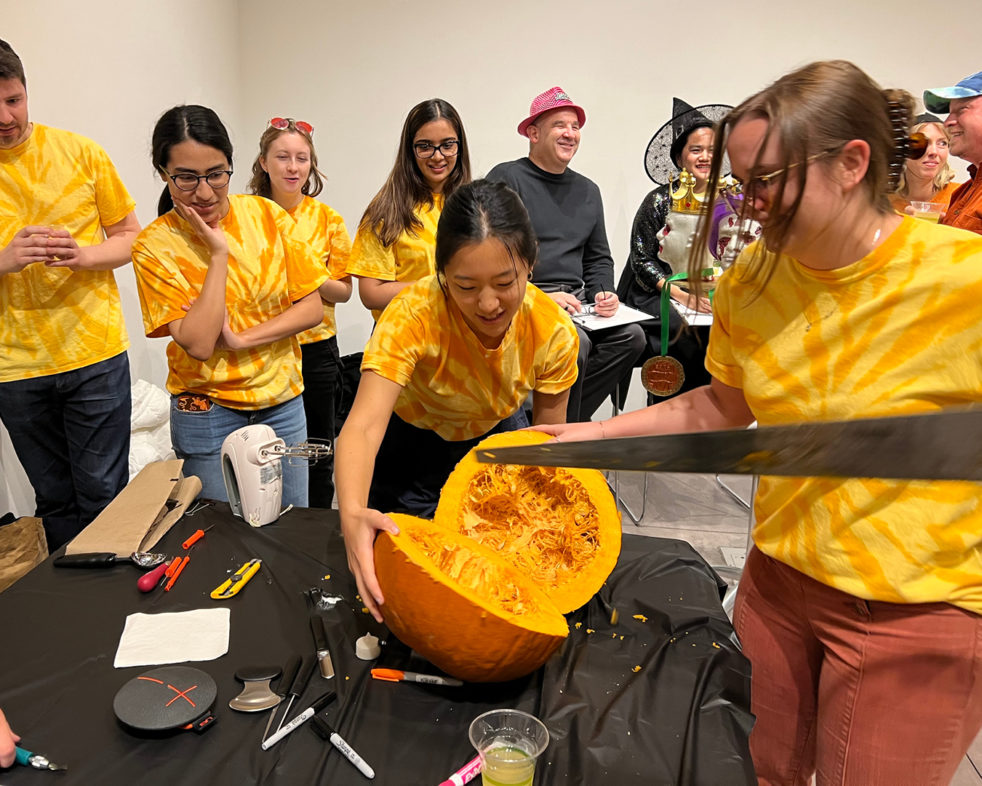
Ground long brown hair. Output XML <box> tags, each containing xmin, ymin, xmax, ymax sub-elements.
<box><xmin>247</xmin><ymin>120</ymin><xmax>324</xmax><ymax>199</ymax></box>
<box><xmin>360</xmin><ymin>98</ymin><xmax>472</xmax><ymax>247</ymax></box>
<box><xmin>689</xmin><ymin>60</ymin><xmax>914</xmax><ymax>299</ymax></box>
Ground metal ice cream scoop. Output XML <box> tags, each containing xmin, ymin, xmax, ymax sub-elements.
<box><xmin>53</xmin><ymin>551</ymin><xmax>168</xmax><ymax>568</ymax></box>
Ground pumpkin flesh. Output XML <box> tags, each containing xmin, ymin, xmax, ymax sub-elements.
<box><xmin>375</xmin><ymin>514</ymin><xmax>568</xmax><ymax>683</ymax></box>
<box><xmin>437</xmin><ymin>431</ymin><xmax>621</xmax><ymax>613</ymax></box>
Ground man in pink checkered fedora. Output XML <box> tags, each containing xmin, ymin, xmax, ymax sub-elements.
<box><xmin>488</xmin><ymin>86</ymin><xmax>644</xmax><ymax>422</ymax></box>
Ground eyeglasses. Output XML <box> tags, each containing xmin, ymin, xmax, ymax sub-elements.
<box><xmin>413</xmin><ymin>140</ymin><xmax>459</xmax><ymax>159</ymax></box>
<box><xmin>164</xmin><ymin>169</ymin><xmax>233</xmax><ymax>192</ymax></box>
<box><xmin>722</xmin><ymin>148</ymin><xmax>840</xmax><ymax>201</ymax></box>
<box><xmin>270</xmin><ymin>117</ymin><xmax>313</xmax><ymax>135</ymax></box>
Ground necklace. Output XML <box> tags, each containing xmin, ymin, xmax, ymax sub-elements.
<box><xmin>803</xmin><ymin>294</ymin><xmax>838</xmax><ymax>332</ymax></box>
<box><xmin>803</xmin><ymin>223</ymin><xmax>882</xmax><ymax>332</ymax></box>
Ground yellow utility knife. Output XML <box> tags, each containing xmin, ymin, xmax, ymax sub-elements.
<box><xmin>211</xmin><ymin>559</ymin><xmax>262</xmax><ymax>600</ymax></box>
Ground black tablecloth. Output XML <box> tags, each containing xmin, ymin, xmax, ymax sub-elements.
<box><xmin>0</xmin><ymin>505</ymin><xmax>753</xmax><ymax>785</ymax></box>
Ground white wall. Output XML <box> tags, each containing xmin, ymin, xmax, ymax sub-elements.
<box><xmin>2</xmin><ymin>0</ymin><xmax>979</xmax><ymax>515</ymax></box>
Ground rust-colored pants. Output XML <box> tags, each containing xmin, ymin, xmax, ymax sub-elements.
<box><xmin>734</xmin><ymin>547</ymin><xmax>982</xmax><ymax>786</ymax></box>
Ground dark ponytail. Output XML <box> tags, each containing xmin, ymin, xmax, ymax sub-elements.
<box><xmin>435</xmin><ymin>179</ymin><xmax>537</xmax><ymax>275</ymax></box>
<box><xmin>151</xmin><ymin>105</ymin><xmax>233</xmax><ymax>217</ymax></box>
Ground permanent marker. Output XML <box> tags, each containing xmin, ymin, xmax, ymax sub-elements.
<box><xmin>311</xmin><ymin>716</ymin><xmax>375</xmax><ymax>779</ymax></box>
<box><xmin>260</xmin><ymin>691</ymin><xmax>336</xmax><ymax>750</ymax></box>
<box><xmin>439</xmin><ymin>754</ymin><xmax>481</xmax><ymax>786</ymax></box>
<box><xmin>370</xmin><ymin>668</ymin><xmax>463</xmax><ymax>687</ymax></box>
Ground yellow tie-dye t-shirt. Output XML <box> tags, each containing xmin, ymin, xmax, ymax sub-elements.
<box><xmin>346</xmin><ymin>196</ymin><xmax>442</xmax><ymax>320</ymax></box>
<box><xmin>363</xmin><ymin>276</ymin><xmax>578</xmax><ymax>441</ymax></box>
<box><xmin>0</xmin><ymin>124</ymin><xmax>134</xmax><ymax>381</ymax></box>
<box><xmin>288</xmin><ymin>196</ymin><xmax>351</xmax><ymax>344</ymax></box>
<box><xmin>707</xmin><ymin>216</ymin><xmax>982</xmax><ymax>613</ymax></box>
<box><xmin>131</xmin><ymin>195</ymin><xmax>328</xmax><ymax>409</ymax></box>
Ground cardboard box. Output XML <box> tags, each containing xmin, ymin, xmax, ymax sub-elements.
<box><xmin>65</xmin><ymin>460</ymin><xmax>202</xmax><ymax>556</ymax></box>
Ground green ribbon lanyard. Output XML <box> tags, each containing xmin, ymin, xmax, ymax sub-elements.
<box><xmin>659</xmin><ymin>269</ymin><xmax>715</xmax><ymax>355</ymax></box>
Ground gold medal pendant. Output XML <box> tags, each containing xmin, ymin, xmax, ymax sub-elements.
<box><xmin>641</xmin><ymin>355</ymin><xmax>685</xmax><ymax>397</ymax></box>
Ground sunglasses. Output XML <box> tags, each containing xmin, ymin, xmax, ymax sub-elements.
<box><xmin>269</xmin><ymin>117</ymin><xmax>313</xmax><ymax>135</ymax></box>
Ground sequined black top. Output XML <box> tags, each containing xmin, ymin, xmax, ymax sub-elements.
<box><xmin>626</xmin><ymin>184</ymin><xmax>673</xmax><ymax>293</ymax></box>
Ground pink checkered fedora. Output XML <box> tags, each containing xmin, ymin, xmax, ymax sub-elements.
<box><xmin>517</xmin><ymin>86</ymin><xmax>586</xmax><ymax>137</ymax></box>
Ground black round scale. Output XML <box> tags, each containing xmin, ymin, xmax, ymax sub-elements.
<box><xmin>113</xmin><ymin>666</ymin><xmax>218</xmax><ymax>733</ymax></box>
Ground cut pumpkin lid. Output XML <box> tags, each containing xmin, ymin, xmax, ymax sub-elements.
<box><xmin>436</xmin><ymin>430</ymin><xmax>621</xmax><ymax>613</ymax></box>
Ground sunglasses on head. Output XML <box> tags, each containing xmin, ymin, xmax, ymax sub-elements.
<box><xmin>269</xmin><ymin>117</ymin><xmax>313</xmax><ymax>135</ymax></box>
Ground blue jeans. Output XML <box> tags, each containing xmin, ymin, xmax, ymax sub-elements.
<box><xmin>169</xmin><ymin>394</ymin><xmax>308</xmax><ymax>508</ymax></box>
<box><xmin>0</xmin><ymin>352</ymin><xmax>131</xmax><ymax>551</ymax></box>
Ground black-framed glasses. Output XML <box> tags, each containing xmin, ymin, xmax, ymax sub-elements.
<box><xmin>413</xmin><ymin>140</ymin><xmax>459</xmax><ymax>159</ymax></box>
<box><xmin>721</xmin><ymin>148</ymin><xmax>839</xmax><ymax>201</ymax></box>
<box><xmin>164</xmin><ymin>169</ymin><xmax>233</xmax><ymax>192</ymax></box>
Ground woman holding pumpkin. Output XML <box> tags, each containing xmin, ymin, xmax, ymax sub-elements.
<box><xmin>538</xmin><ymin>61</ymin><xmax>982</xmax><ymax>784</ymax></box>
<box><xmin>336</xmin><ymin>179</ymin><xmax>579</xmax><ymax>622</ymax></box>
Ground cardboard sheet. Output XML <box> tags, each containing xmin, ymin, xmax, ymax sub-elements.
<box><xmin>65</xmin><ymin>460</ymin><xmax>202</xmax><ymax>556</ymax></box>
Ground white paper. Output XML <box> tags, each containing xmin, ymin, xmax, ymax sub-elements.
<box><xmin>114</xmin><ymin>608</ymin><xmax>231</xmax><ymax>668</ymax></box>
<box><xmin>571</xmin><ymin>303</ymin><xmax>654</xmax><ymax>332</ymax></box>
<box><xmin>671</xmin><ymin>301</ymin><xmax>714</xmax><ymax>327</ymax></box>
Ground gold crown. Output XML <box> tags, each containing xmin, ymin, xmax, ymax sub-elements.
<box><xmin>669</xmin><ymin>171</ymin><xmax>707</xmax><ymax>214</ymax></box>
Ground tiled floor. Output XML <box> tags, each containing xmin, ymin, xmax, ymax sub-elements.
<box><xmin>613</xmin><ymin>470</ymin><xmax>982</xmax><ymax>786</ymax></box>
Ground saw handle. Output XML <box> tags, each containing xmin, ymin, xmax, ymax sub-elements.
<box><xmin>53</xmin><ymin>553</ymin><xmax>116</xmax><ymax>568</ymax></box>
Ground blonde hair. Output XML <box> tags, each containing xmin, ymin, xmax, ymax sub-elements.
<box><xmin>247</xmin><ymin>120</ymin><xmax>324</xmax><ymax>199</ymax></box>
<box><xmin>893</xmin><ymin>121</ymin><xmax>955</xmax><ymax>199</ymax></box>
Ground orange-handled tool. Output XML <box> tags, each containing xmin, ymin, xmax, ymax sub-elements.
<box><xmin>182</xmin><ymin>525</ymin><xmax>214</xmax><ymax>550</ymax></box>
<box><xmin>164</xmin><ymin>556</ymin><xmax>190</xmax><ymax>592</ymax></box>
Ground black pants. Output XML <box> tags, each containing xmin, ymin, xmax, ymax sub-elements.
<box><xmin>368</xmin><ymin>409</ymin><xmax>529</xmax><ymax>519</ymax></box>
<box><xmin>300</xmin><ymin>337</ymin><xmax>340</xmax><ymax>508</ymax></box>
<box><xmin>568</xmin><ymin>323</ymin><xmax>646</xmax><ymax>422</ymax></box>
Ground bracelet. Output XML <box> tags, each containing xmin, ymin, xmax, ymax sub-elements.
<box><xmin>599</xmin><ymin>421</ymin><xmax>607</xmax><ymax>440</ymax></box>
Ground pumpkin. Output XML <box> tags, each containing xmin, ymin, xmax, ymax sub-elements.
<box><xmin>374</xmin><ymin>514</ymin><xmax>569</xmax><ymax>682</ymax></box>
<box><xmin>373</xmin><ymin>430</ymin><xmax>622</xmax><ymax>682</ymax></box>
<box><xmin>436</xmin><ymin>430</ymin><xmax>621</xmax><ymax>613</ymax></box>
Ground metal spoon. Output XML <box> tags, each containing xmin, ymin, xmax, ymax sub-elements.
<box><xmin>53</xmin><ymin>551</ymin><xmax>168</xmax><ymax>568</ymax></box>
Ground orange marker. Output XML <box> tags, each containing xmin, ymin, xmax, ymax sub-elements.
<box><xmin>370</xmin><ymin>668</ymin><xmax>462</xmax><ymax>687</ymax></box>
<box><xmin>164</xmin><ymin>556</ymin><xmax>190</xmax><ymax>592</ymax></box>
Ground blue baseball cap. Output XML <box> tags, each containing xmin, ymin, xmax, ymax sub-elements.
<box><xmin>924</xmin><ymin>71</ymin><xmax>982</xmax><ymax>113</ymax></box>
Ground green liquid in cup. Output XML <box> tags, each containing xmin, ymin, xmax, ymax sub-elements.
<box><xmin>481</xmin><ymin>745</ymin><xmax>535</xmax><ymax>786</ymax></box>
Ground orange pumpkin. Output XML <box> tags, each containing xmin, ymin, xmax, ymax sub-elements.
<box><xmin>374</xmin><ymin>431</ymin><xmax>622</xmax><ymax>682</ymax></box>
<box><xmin>374</xmin><ymin>514</ymin><xmax>568</xmax><ymax>682</ymax></box>
<box><xmin>436</xmin><ymin>431</ymin><xmax>621</xmax><ymax>613</ymax></box>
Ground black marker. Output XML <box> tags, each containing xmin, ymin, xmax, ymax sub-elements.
<box><xmin>311</xmin><ymin>716</ymin><xmax>375</xmax><ymax>779</ymax></box>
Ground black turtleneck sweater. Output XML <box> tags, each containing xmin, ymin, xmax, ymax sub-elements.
<box><xmin>486</xmin><ymin>157</ymin><xmax>614</xmax><ymax>301</ymax></box>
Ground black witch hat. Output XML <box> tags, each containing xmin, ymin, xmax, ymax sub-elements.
<box><xmin>644</xmin><ymin>97</ymin><xmax>732</xmax><ymax>185</ymax></box>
